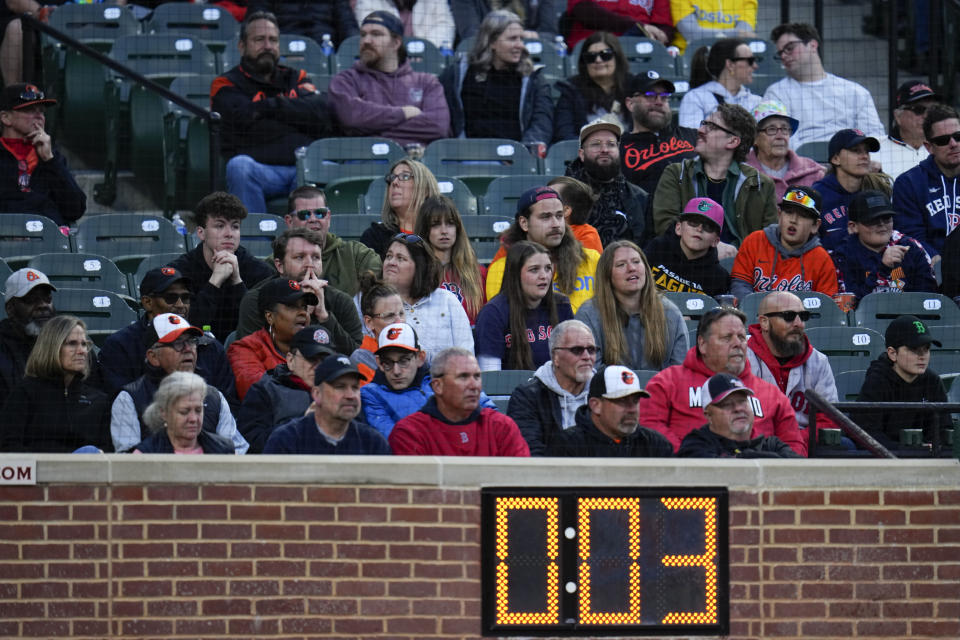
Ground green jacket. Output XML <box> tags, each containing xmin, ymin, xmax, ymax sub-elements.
<box><xmin>652</xmin><ymin>157</ymin><xmax>777</xmax><ymax>246</ymax></box>
<box><xmin>321</xmin><ymin>232</ymin><xmax>382</xmax><ymax>296</ymax></box>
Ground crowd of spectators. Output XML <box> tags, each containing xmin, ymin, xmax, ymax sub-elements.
<box><xmin>0</xmin><ymin>6</ymin><xmax>957</xmax><ymax>459</ymax></box>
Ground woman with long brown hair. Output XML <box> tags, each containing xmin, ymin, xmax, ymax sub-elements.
<box><xmin>574</xmin><ymin>240</ymin><xmax>687</xmax><ymax>370</ymax></box>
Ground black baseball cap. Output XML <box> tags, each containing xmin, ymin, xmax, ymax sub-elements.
<box><xmin>628</xmin><ymin>69</ymin><xmax>675</xmax><ymax>96</ymax></box>
<box><xmin>0</xmin><ymin>83</ymin><xmax>57</xmax><ymax>111</ymax></box>
<box><xmin>313</xmin><ymin>353</ymin><xmax>362</xmax><ymax>386</ymax></box>
<box><xmin>290</xmin><ymin>325</ymin><xmax>334</xmax><ymax>360</ymax></box>
<box><xmin>700</xmin><ymin>373</ymin><xmax>754</xmax><ymax>408</ymax></box>
<box><xmin>848</xmin><ymin>190</ymin><xmax>895</xmax><ymax>223</ymax></box>
<box><xmin>885</xmin><ymin>315</ymin><xmax>941</xmax><ymax>349</ymax></box>
<box><xmin>140</xmin><ymin>266</ymin><xmax>191</xmax><ymax>296</ymax></box>
<box><xmin>361</xmin><ymin>10</ymin><xmax>403</xmax><ymax>37</ymax></box>
<box><xmin>258</xmin><ymin>278</ymin><xmax>319</xmax><ymax>314</ymax></box>
<box><xmin>828</xmin><ymin>128</ymin><xmax>880</xmax><ymax>160</ymax></box>
<box><xmin>896</xmin><ymin>81</ymin><xmax>941</xmax><ymax>107</ymax></box>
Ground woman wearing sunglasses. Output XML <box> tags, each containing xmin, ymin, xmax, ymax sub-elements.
<box><xmin>552</xmin><ymin>32</ymin><xmax>632</xmax><ymax>142</ymax></box>
<box><xmin>475</xmin><ymin>241</ymin><xmax>572</xmax><ymax>371</ymax></box>
<box><xmin>678</xmin><ymin>38</ymin><xmax>761</xmax><ymax>130</ymax></box>
<box><xmin>574</xmin><ymin>240</ymin><xmax>687</xmax><ymax>371</ymax></box>
<box><xmin>360</xmin><ymin>159</ymin><xmax>440</xmax><ymax>258</ymax></box>
<box><xmin>382</xmin><ymin>233</ymin><xmax>473</xmax><ymax>361</ymax></box>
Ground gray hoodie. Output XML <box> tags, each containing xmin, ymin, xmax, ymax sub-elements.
<box><xmin>533</xmin><ymin>361</ymin><xmax>590</xmax><ymax>430</ymax></box>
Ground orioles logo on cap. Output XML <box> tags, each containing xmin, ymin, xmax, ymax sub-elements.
<box><xmin>26</xmin><ymin>270</ymin><xmax>39</xmax><ymax>281</ymax></box>
<box><xmin>386</xmin><ymin>327</ymin><xmax>403</xmax><ymax>340</ymax></box>
<box><xmin>161</xmin><ymin>267</ymin><xmax>176</xmax><ymax>276</ymax></box>
<box><xmin>288</xmin><ymin>280</ymin><xmax>300</xmax><ymax>290</ymax></box>
<box><xmin>697</xmin><ymin>201</ymin><xmax>711</xmax><ymax>212</ymax></box>
<box><xmin>169</xmin><ymin>316</ymin><xmax>181</xmax><ymax>325</ymax></box>
<box><xmin>621</xmin><ymin>370</ymin><xmax>635</xmax><ymax>385</ymax></box>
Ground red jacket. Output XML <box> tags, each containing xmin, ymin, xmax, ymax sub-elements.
<box><xmin>638</xmin><ymin>347</ymin><xmax>807</xmax><ymax>456</ymax></box>
<box><xmin>389</xmin><ymin>397</ymin><xmax>530</xmax><ymax>457</ymax></box>
<box><xmin>227</xmin><ymin>328</ymin><xmax>285</xmax><ymax>401</ymax></box>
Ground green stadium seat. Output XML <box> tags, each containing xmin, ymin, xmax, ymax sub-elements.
<box><xmin>299</xmin><ymin>137</ymin><xmax>406</xmax><ymax>187</ymax></box>
<box><xmin>0</xmin><ymin>214</ymin><xmax>71</xmax><ymax>268</ymax></box>
<box><xmin>162</xmin><ymin>75</ymin><xmax>220</xmax><ymax>215</ymax></box>
<box><xmin>854</xmin><ymin>292</ymin><xmax>960</xmax><ymax>333</ymax></box>
<box><xmin>543</xmin><ymin>139</ymin><xmax>579</xmax><ymax>177</ymax></box>
<box><xmin>482</xmin><ymin>175</ymin><xmax>559</xmax><ymax>216</ymax></box>
<box><xmin>278</xmin><ymin>34</ymin><xmax>330</xmax><ymax>74</ymax></box>
<box><xmin>806</xmin><ymin>326</ymin><xmax>885</xmax><ymax>375</ymax></box>
<box><xmin>0</xmin><ymin>258</ymin><xmax>12</xmax><ymax>289</ymax></box>
<box><xmin>144</xmin><ymin>2</ymin><xmax>239</xmax><ymax>73</ymax></box>
<box><xmin>422</xmin><ymin>138</ymin><xmax>539</xmax><ymax>194</ymax></box>
<box><xmin>661</xmin><ymin>291</ymin><xmax>720</xmax><ymax>332</ymax></box>
<box><xmin>461</xmin><ymin>215</ymin><xmax>512</xmax><ymax>263</ymax></box>
<box><xmin>130</xmin><ymin>253</ymin><xmax>185</xmax><ymax>297</ymax></box>
<box><xmin>928</xmin><ymin>325</ymin><xmax>960</xmax><ymax>376</ymax></box>
<box><xmin>739</xmin><ymin>291</ymin><xmax>848</xmax><ymax>328</ymax></box>
<box><xmin>240</xmin><ymin>213</ymin><xmax>284</xmax><ymax>259</ymax></box>
<box><xmin>833</xmin><ymin>369</ymin><xmax>866</xmax><ymax>401</ymax></box>
<box><xmin>633</xmin><ymin>369</ymin><xmax>659</xmax><ymax>389</ymax></box>
<box><xmin>335</xmin><ymin>214</ymin><xmax>383</xmax><ymax>242</ymax></box>
<box><xmin>74</xmin><ymin>214</ymin><xmax>188</xmax><ymax>274</ymax></box>
<box><xmin>27</xmin><ymin>253</ymin><xmax>133</xmax><ymax>300</ymax></box>
<box><xmin>523</xmin><ymin>36</ymin><xmax>566</xmax><ymax>77</ymax></box>
<box><xmin>797</xmin><ymin>141</ymin><xmax>829</xmax><ymax>164</ymax></box>
<box><xmin>52</xmin><ymin>288</ymin><xmax>139</xmax><ymax>347</ymax></box>
<box><xmin>481</xmin><ymin>369</ymin><xmax>534</xmax><ymax>395</ymax></box>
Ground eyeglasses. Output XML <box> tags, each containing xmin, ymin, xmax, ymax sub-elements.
<box><xmin>730</xmin><ymin>56</ymin><xmax>757</xmax><ymax>65</ymax></box>
<box><xmin>682</xmin><ymin>219</ymin><xmax>720</xmax><ymax>234</ymax></box>
<box><xmin>928</xmin><ymin>131</ymin><xmax>960</xmax><ymax>146</ymax></box>
<box><xmin>368</xmin><ymin>310</ymin><xmax>404</xmax><ymax>322</ymax></box>
<box><xmin>762</xmin><ymin>310</ymin><xmax>811</xmax><ymax>323</ymax></box>
<box><xmin>903</xmin><ymin>103</ymin><xmax>929</xmax><ymax>115</ymax></box>
<box><xmin>154</xmin><ymin>292</ymin><xmax>193</xmax><ymax>305</ymax></box>
<box><xmin>384</xmin><ymin>172</ymin><xmax>415</xmax><ymax>184</ymax></box>
<box><xmin>633</xmin><ymin>91</ymin><xmax>672</xmax><ymax>101</ymax></box>
<box><xmin>294</xmin><ymin>207</ymin><xmax>330</xmax><ymax>220</ymax></box>
<box><xmin>700</xmin><ymin>119</ymin><xmax>738</xmax><ymax>137</ymax></box>
<box><xmin>554</xmin><ymin>345</ymin><xmax>598</xmax><ymax>356</ymax></box>
<box><xmin>782</xmin><ymin>188</ymin><xmax>818</xmax><ymax>213</ymax></box>
<box><xmin>583</xmin><ymin>49</ymin><xmax>615</xmax><ymax>64</ymax></box>
<box><xmin>392</xmin><ymin>232</ymin><xmax>423</xmax><ymax>245</ymax></box>
<box><xmin>62</xmin><ymin>338</ymin><xmax>92</xmax><ymax>350</ymax></box>
<box><xmin>584</xmin><ymin>140</ymin><xmax>618</xmax><ymax>151</ymax></box>
<box><xmin>155</xmin><ymin>337</ymin><xmax>200</xmax><ymax>352</ymax></box>
<box><xmin>775</xmin><ymin>39</ymin><xmax>806</xmax><ymax>60</ymax></box>
<box><xmin>759</xmin><ymin>124</ymin><xmax>792</xmax><ymax>136</ymax></box>
<box><xmin>379</xmin><ymin>353</ymin><xmax>415</xmax><ymax>371</ymax></box>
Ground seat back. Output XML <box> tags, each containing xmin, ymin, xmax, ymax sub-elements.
<box><xmin>797</xmin><ymin>141</ymin><xmax>829</xmax><ymax>163</ymax></box>
<box><xmin>279</xmin><ymin>34</ymin><xmax>329</xmax><ymax>74</ymax></box>
<box><xmin>833</xmin><ymin>369</ymin><xmax>866</xmax><ymax>402</ymax></box>
<box><xmin>739</xmin><ymin>291</ymin><xmax>848</xmax><ymax>328</ymax></box>
<box><xmin>239</xmin><ymin>214</ymin><xmax>284</xmax><ymax>260</ymax></box>
<box><xmin>27</xmin><ymin>253</ymin><xmax>132</xmax><ymax>297</ymax></box>
<box><xmin>806</xmin><ymin>326</ymin><xmax>885</xmax><ymax>375</ymax></box>
<box><xmin>0</xmin><ymin>214</ymin><xmax>71</xmax><ymax>267</ymax></box>
<box><xmin>661</xmin><ymin>291</ymin><xmax>720</xmax><ymax>332</ymax></box>
<box><xmin>422</xmin><ymin>138</ymin><xmax>539</xmax><ymax>193</ymax></box>
<box><xmin>543</xmin><ymin>139</ymin><xmax>579</xmax><ymax>176</ymax></box>
<box><xmin>110</xmin><ymin>34</ymin><xmax>218</xmax><ymax>80</ymax></box>
<box><xmin>145</xmin><ymin>2</ymin><xmax>239</xmax><ymax>70</ymax></box>
<box><xmin>52</xmin><ymin>288</ymin><xmax>139</xmax><ymax>346</ymax></box>
<box><xmin>481</xmin><ymin>370</ymin><xmax>535</xmax><ymax>395</ymax></box>
<box><xmin>482</xmin><ymin>175</ymin><xmax>559</xmax><ymax>216</ymax></box>
<box><xmin>461</xmin><ymin>215</ymin><xmax>512</xmax><ymax>263</ymax></box>
<box><xmin>854</xmin><ymin>292</ymin><xmax>960</xmax><ymax>333</ymax></box>
<box><xmin>298</xmin><ymin>137</ymin><xmax>406</xmax><ymax>187</ymax></box>
<box><xmin>47</xmin><ymin>3</ymin><xmax>140</xmax><ymax>48</ymax></box>
<box><xmin>74</xmin><ymin>215</ymin><xmax>188</xmax><ymax>273</ymax></box>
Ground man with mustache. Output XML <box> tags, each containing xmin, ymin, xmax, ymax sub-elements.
<box><xmin>211</xmin><ymin>10</ymin><xmax>334</xmax><ymax>214</ymax></box>
<box><xmin>639</xmin><ymin>306</ymin><xmax>806</xmax><ymax>455</ymax></box>
<box><xmin>0</xmin><ymin>268</ymin><xmax>56</xmax><ymax>406</ymax></box>
<box><xmin>329</xmin><ymin>11</ymin><xmax>449</xmax><ymax>148</ymax></box>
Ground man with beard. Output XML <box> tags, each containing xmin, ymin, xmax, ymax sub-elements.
<box><xmin>564</xmin><ymin>116</ymin><xmax>649</xmax><ymax>246</ymax></box>
<box><xmin>211</xmin><ymin>11</ymin><xmax>334</xmax><ymax>214</ymax></box>
<box><xmin>619</xmin><ymin>71</ymin><xmax>697</xmax><ymax>197</ymax></box>
<box><xmin>329</xmin><ymin>11</ymin><xmax>449</xmax><ymax>148</ymax></box>
<box><xmin>639</xmin><ymin>306</ymin><xmax>805</xmax><ymax>455</ymax></box>
<box><xmin>0</xmin><ymin>268</ymin><xmax>56</xmax><ymax>405</ymax></box>
<box><xmin>745</xmin><ymin>291</ymin><xmax>840</xmax><ymax>434</ymax></box>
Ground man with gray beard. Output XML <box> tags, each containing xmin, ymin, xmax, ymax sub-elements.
<box><xmin>0</xmin><ymin>268</ymin><xmax>57</xmax><ymax>405</ymax></box>
<box><xmin>745</xmin><ymin>291</ymin><xmax>840</xmax><ymax>431</ymax></box>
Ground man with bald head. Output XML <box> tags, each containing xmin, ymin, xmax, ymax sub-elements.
<box><xmin>746</xmin><ymin>291</ymin><xmax>840</xmax><ymax>432</ymax></box>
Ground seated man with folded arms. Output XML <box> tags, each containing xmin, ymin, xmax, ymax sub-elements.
<box><xmin>111</xmin><ymin>314</ymin><xmax>248</xmax><ymax>454</ymax></box>
<box><xmin>548</xmin><ymin>364</ymin><xmax>673</xmax><ymax>457</ymax></box>
<box><xmin>389</xmin><ymin>347</ymin><xmax>529</xmax><ymax>456</ymax></box>
<box><xmin>677</xmin><ymin>373</ymin><xmax>802</xmax><ymax>458</ymax></box>
<box><xmin>263</xmin><ymin>354</ymin><xmax>392</xmax><ymax>454</ymax></box>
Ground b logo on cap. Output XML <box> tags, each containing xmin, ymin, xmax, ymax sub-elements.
<box><xmin>26</xmin><ymin>270</ymin><xmax>39</xmax><ymax>281</ymax></box>
<box><xmin>621</xmin><ymin>370</ymin><xmax>635</xmax><ymax>384</ymax></box>
<box><xmin>288</xmin><ymin>280</ymin><xmax>300</xmax><ymax>290</ymax></box>
<box><xmin>161</xmin><ymin>267</ymin><xmax>176</xmax><ymax>276</ymax></box>
<box><xmin>386</xmin><ymin>327</ymin><xmax>403</xmax><ymax>340</ymax></box>
<box><xmin>914</xmin><ymin>321</ymin><xmax>926</xmax><ymax>334</ymax></box>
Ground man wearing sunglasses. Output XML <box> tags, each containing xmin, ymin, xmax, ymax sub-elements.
<box><xmin>892</xmin><ymin>103</ymin><xmax>960</xmax><ymax>259</ymax></box>
<box><xmin>876</xmin><ymin>82</ymin><xmax>941</xmax><ymax>180</ymax></box>
<box><xmin>110</xmin><ymin>313</ymin><xmax>248</xmax><ymax>454</ymax></box>
<box><xmin>0</xmin><ymin>83</ymin><xmax>86</xmax><ymax>226</ymax></box>
<box><xmin>764</xmin><ymin>23</ymin><xmax>883</xmax><ymax>150</ymax></box>
<box><xmin>283</xmin><ymin>185</ymin><xmax>381</xmax><ymax>296</ymax></box>
<box><xmin>507</xmin><ymin>320</ymin><xmax>597</xmax><ymax>455</ymax></box>
<box><xmin>745</xmin><ymin>291</ymin><xmax>840</xmax><ymax>435</ymax></box>
<box><xmin>98</xmin><ymin>267</ymin><xmax>239</xmax><ymax>413</ymax></box>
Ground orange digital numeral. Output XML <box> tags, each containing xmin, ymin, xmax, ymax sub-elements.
<box><xmin>577</xmin><ymin>497</ymin><xmax>642</xmax><ymax>625</ymax></box>
<box><xmin>659</xmin><ymin>497</ymin><xmax>719</xmax><ymax>625</ymax></box>
<box><xmin>494</xmin><ymin>496</ymin><xmax>560</xmax><ymax>625</ymax></box>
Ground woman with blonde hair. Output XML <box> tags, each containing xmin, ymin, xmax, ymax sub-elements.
<box><xmin>360</xmin><ymin>158</ymin><xmax>440</xmax><ymax>257</ymax></box>
<box><xmin>575</xmin><ymin>240</ymin><xmax>687</xmax><ymax>370</ymax></box>
<box><xmin>135</xmin><ymin>372</ymin><xmax>235</xmax><ymax>454</ymax></box>
<box><xmin>1</xmin><ymin>315</ymin><xmax>112</xmax><ymax>452</ymax></box>
<box><xmin>414</xmin><ymin>195</ymin><xmax>487</xmax><ymax>324</ymax></box>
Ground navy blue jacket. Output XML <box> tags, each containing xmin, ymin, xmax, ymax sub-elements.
<box><xmin>892</xmin><ymin>155</ymin><xmax>960</xmax><ymax>257</ymax></box>
<box><xmin>263</xmin><ymin>415</ymin><xmax>392</xmax><ymax>454</ymax></box>
<box><xmin>0</xmin><ymin>145</ymin><xmax>86</xmax><ymax>225</ymax></box>
<box><xmin>812</xmin><ymin>172</ymin><xmax>856</xmax><ymax>254</ymax></box>
<box><xmin>677</xmin><ymin>425</ymin><xmax>801</xmax><ymax>458</ymax></box>
<box><xmin>135</xmin><ymin>429</ymin><xmax>235</xmax><ymax>454</ymax></box>
<box><xmin>238</xmin><ymin>364</ymin><xmax>312</xmax><ymax>453</ymax></box>
<box><xmin>832</xmin><ymin>230</ymin><xmax>937</xmax><ymax>301</ymax></box>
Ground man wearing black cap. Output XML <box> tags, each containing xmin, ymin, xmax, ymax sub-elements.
<box><xmin>328</xmin><ymin>11</ymin><xmax>449</xmax><ymax>148</ymax></box>
<box><xmin>832</xmin><ymin>190</ymin><xmax>936</xmax><ymax>303</ymax></box>
<box><xmin>893</xmin><ymin>103</ymin><xmax>960</xmax><ymax>259</ymax></box>
<box><xmin>239</xmin><ymin>325</ymin><xmax>334</xmax><ymax>453</ymax></box>
<box><xmin>0</xmin><ymin>267</ymin><xmax>56</xmax><ymax>406</ymax></box>
<box><xmin>110</xmin><ymin>313</ymin><xmax>248</xmax><ymax>454</ymax></box>
<box><xmin>620</xmin><ymin>71</ymin><xmax>697</xmax><ymax>198</ymax></box>
<box><xmin>0</xmin><ymin>82</ymin><xmax>85</xmax><ymax>225</ymax></box>
<box><xmin>263</xmin><ymin>353</ymin><xmax>392</xmax><ymax>454</ymax></box>
<box><xmin>97</xmin><ymin>266</ymin><xmax>239</xmax><ymax>407</ymax></box>
<box><xmin>547</xmin><ymin>364</ymin><xmax>672</xmax><ymax>457</ymax></box>
<box><xmin>877</xmin><ymin>82</ymin><xmax>941</xmax><ymax>180</ymax></box>
<box><xmin>677</xmin><ymin>373</ymin><xmax>801</xmax><ymax>458</ymax></box>
<box><xmin>855</xmin><ymin>315</ymin><xmax>949</xmax><ymax>450</ymax></box>
<box><xmin>564</xmin><ymin>116</ymin><xmax>649</xmax><ymax>246</ymax></box>
<box><xmin>211</xmin><ymin>11</ymin><xmax>334</xmax><ymax>214</ymax></box>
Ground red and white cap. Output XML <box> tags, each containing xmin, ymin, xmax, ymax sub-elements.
<box><xmin>375</xmin><ymin>322</ymin><xmax>419</xmax><ymax>354</ymax></box>
<box><xmin>151</xmin><ymin>313</ymin><xmax>203</xmax><ymax>344</ymax></box>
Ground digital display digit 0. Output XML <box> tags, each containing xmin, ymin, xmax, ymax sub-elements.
<box><xmin>481</xmin><ymin>488</ymin><xmax>729</xmax><ymax>636</ymax></box>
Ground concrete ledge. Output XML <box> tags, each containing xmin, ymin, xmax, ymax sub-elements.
<box><xmin>5</xmin><ymin>454</ymin><xmax>958</xmax><ymax>489</ymax></box>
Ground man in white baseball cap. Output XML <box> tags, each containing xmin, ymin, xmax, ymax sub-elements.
<box><xmin>1</xmin><ymin>267</ymin><xmax>57</xmax><ymax>405</ymax></box>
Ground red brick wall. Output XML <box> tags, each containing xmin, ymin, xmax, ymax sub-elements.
<box><xmin>2</xmin><ymin>482</ymin><xmax>959</xmax><ymax>639</ymax></box>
